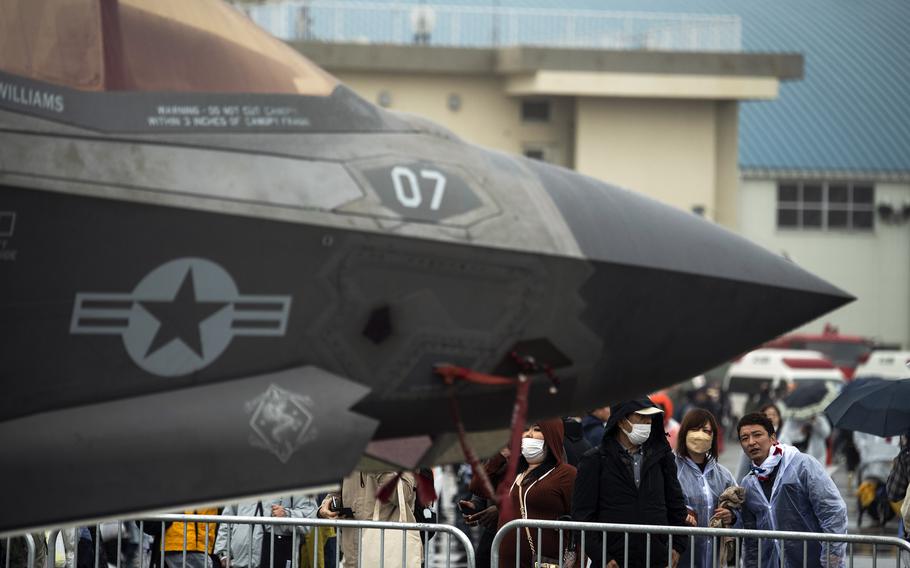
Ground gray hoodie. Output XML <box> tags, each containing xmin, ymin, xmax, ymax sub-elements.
<box><xmin>214</xmin><ymin>495</ymin><xmax>317</xmax><ymax>568</ymax></box>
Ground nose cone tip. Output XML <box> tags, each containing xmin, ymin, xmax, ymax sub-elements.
<box><xmin>530</xmin><ymin>159</ymin><xmax>852</xmax><ymax>312</ymax></box>
<box><xmin>523</xmin><ymin>160</ymin><xmax>855</xmax><ymax>391</ymax></box>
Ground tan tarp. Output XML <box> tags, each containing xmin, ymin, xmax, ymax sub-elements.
<box><xmin>0</xmin><ymin>0</ymin><xmax>337</xmax><ymax>95</ymax></box>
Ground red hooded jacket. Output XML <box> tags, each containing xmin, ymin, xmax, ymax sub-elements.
<box><xmin>492</xmin><ymin>418</ymin><xmax>577</xmax><ymax>567</ymax></box>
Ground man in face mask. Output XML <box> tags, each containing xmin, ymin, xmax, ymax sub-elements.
<box><xmin>572</xmin><ymin>398</ymin><xmax>688</xmax><ymax>568</ymax></box>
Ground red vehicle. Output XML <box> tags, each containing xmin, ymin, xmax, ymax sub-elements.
<box><xmin>764</xmin><ymin>324</ymin><xmax>875</xmax><ymax>380</ymax></box>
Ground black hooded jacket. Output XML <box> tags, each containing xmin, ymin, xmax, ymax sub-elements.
<box><xmin>571</xmin><ymin>399</ymin><xmax>688</xmax><ymax>567</ymax></box>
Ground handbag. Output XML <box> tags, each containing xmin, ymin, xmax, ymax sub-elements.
<box><xmin>360</xmin><ymin>479</ymin><xmax>423</xmax><ymax>568</ymax></box>
<box><xmin>516</xmin><ymin>469</ymin><xmax>577</xmax><ymax>568</ymax></box>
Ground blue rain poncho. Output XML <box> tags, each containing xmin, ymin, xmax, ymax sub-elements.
<box><xmin>737</xmin><ymin>444</ymin><xmax>848</xmax><ymax>568</ymax></box>
<box><xmin>675</xmin><ymin>455</ymin><xmax>736</xmax><ymax>568</ymax></box>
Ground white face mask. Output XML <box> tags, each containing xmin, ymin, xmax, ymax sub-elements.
<box><xmin>521</xmin><ymin>437</ymin><xmax>546</xmax><ymax>463</ymax></box>
<box><xmin>623</xmin><ymin>419</ymin><xmax>651</xmax><ymax>446</ymax></box>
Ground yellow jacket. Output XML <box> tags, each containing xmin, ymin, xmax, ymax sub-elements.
<box><xmin>299</xmin><ymin>526</ymin><xmax>336</xmax><ymax>568</ymax></box>
<box><xmin>164</xmin><ymin>509</ymin><xmax>219</xmax><ymax>553</ymax></box>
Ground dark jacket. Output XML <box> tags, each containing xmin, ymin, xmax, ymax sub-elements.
<box><xmin>581</xmin><ymin>414</ymin><xmax>607</xmax><ymax>448</ymax></box>
<box><xmin>572</xmin><ymin>399</ymin><xmax>688</xmax><ymax>568</ymax></box>
<box><xmin>564</xmin><ymin>418</ymin><xmax>593</xmax><ymax>467</ymax></box>
<box><xmin>886</xmin><ymin>445</ymin><xmax>910</xmax><ymax>502</ymax></box>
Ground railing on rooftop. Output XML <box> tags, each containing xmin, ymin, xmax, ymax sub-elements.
<box><xmin>236</xmin><ymin>1</ymin><xmax>742</xmax><ymax>52</ymax></box>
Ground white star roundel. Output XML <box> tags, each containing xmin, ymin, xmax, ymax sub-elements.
<box><xmin>70</xmin><ymin>258</ymin><xmax>292</xmax><ymax>377</ymax></box>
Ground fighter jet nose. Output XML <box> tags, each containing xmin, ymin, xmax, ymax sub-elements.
<box><xmin>530</xmin><ymin>159</ymin><xmax>850</xmax><ymax>303</ymax></box>
<box><xmin>531</xmin><ymin>156</ymin><xmax>854</xmax><ymax>302</ymax></box>
<box><xmin>520</xmin><ymin>159</ymin><xmax>851</xmax><ymax>398</ymax></box>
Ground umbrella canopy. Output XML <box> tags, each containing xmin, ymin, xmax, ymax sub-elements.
<box><xmin>825</xmin><ymin>378</ymin><xmax>910</xmax><ymax>437</ymax></box>
<box><xmin>779</xmin><ymin>381</ymin><xmax>841</xmax><ymax>420</ymax></box>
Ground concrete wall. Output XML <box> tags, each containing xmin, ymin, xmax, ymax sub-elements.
<box><xmin>713</xmin><ymin>101</ymin><xmax>739</xmax><ymax>227</ymax></box>
<box><xmin>333</xmin><ymin>71</ymin><xmax>575</xmax><ymax>167</ymax></box>
<box><xmin>574</xmin><ymin>97</ymin><xmax>720</xmax><ymax>219</ymax></box>
<box><xmin>739</xmin><ymin>179</ymin><xmax>910</xmax><ymax>346</ymax></box>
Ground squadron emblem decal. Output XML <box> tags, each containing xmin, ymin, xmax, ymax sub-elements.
<box><xmin>70</xmin><ymin>258</ymin><xmax>292</xmax><ymax>377</ymax></box>
<box><xmin>245</xmin><ymin>384</ymin><xmax>316</xmax><ymax>463</ymax></box>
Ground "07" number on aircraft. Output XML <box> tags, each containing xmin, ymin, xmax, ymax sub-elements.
<box><xmin>391</xmin><ymin>166</ymin><xmax>447</xmax><ymax>211</ymax></box>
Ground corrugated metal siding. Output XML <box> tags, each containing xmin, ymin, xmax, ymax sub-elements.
<box><xmin>333</xmin><ymin>0</ymin><xmax>910</xmax><ymax>173</ymax></box>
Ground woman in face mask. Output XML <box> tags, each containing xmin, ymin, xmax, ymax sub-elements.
<box><xmin>496</xmin><ymin>418</ymin><xmax>577</xmax><ymax>568</ymax></box>
<box><xmin>675</xmin><ymin>408</ymin><xmax>738</xmax><ymax>568</ymax></box>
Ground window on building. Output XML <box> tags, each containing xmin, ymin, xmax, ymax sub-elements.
<box><xmin>523</xmin><ymin>148</ymin><xmax>546</xmax><ymax>161</ymax></box>
<box><xmin>776</xmin><ymin>181</ymin><xmax>875</xmax><ymax>231</ymax></box>
<box><xmin>521</xmin><ymin>100</ymin><xmax>550</xmax><ymax>122</ymax></box>
<box><xmin>523</xmin><ymin>143</ymin><xmax>560</xmax><ymax>163</ymax></box>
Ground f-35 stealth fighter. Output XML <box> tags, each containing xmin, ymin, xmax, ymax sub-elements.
<box><xmin>0</xmin><ymin>0</ymin><xmax>850</xmax><ymax>534</ymax></box>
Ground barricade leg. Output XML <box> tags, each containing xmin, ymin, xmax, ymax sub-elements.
<box><xmin>47</xmin><ymin>531</ymin><xmax>59</xmax><ymax>568</ymax></box>
<box><xmin>645</xmin><ymin>533</ymin><xmax>651</xmax><ymax>568</ymax></box>
<box><xmin>25</xmin><ymin>534</ymin><xmax>36</xmax><ymax>568</ymax></box>
<box><xmin>667</xmin><ymin>534</ymin><xmax>672</xmax><ymax>568</ymax></box>
<box><xmin>116</xmin><ymin>522</ymin><xmax>122</xmax><ymax>568</ymax></box>
<box><xmin>689</xmin><ymin>535</ymin><xmax>694</xmax><ymax>568</ymax></box>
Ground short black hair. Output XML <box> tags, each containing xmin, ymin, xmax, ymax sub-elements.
<box><xmin>737</xmin><ymin>412</ymin><xmax>775</xmax><ymax>437</ymax></box>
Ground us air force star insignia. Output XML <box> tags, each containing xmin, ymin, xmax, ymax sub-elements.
<box><xmin>70</xmin><ymin>258</ymin><xmax>292</xmax><ymax>377</ymax></box>
<box><xmin>245</xmin><ymin>384</ymin><xmax>316</xmax><ymax>463</ymax></box>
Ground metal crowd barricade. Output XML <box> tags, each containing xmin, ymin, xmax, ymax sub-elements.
<box><xmin>490</xmin><ymin>519</ymin><xmax>910</xmax><ymax>568</ymax></box>
<box><xmin>2</xmin><ymin>534</ymin><xmax>37</xmax><ymax>568</ymax></box>
<box><xmin>40</xmin><ymin>515</ymin><xmax>475</xmax><ymax>568</ymax></box>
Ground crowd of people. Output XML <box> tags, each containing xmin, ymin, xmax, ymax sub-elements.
<box><xmin>456</xmin><ymin>395</ymin><xmax>852</xmax><ymax>568</ymax></box>
<box><xmin>9</xmin><ymin>390</ymin><xmax>910</xmax><ymax>568</ymax></box>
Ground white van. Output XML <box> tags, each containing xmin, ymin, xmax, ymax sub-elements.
<box><xmin>854</xmin><ymin>350</ymin><xmax>910</xmax><ymax>380</ymax></box>
<box><xmin>723</xmin><ymin>348</ymin><xmax>846</xmax><ymax>421</ymax></box>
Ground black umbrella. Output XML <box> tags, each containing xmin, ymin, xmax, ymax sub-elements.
<box><xmin>824</xmin><ymin>378</ymin><xmax>910</xmax><ymax>437</ymax></box>
<box><xmin>779</xmin><ymin>381</ymin><xmax>841</xmax><ymax>420</ymax></box>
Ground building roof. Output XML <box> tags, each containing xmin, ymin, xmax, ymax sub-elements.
<box><xmin>714</xmin><ymin>0</ymin><xmax>910</xmax><ymax>176</ymax></box>
<box><xmin>255</xmin><ymin>0</ymin><xmax>910</xmax><ymax>175</ymax></box>
<box><xmin>433</xmin><ymin>0</ymin><xmax>910</xmax><ymax>175</ymax></box>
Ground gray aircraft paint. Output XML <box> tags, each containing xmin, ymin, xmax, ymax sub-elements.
<box><xmin>0</xmin><ymin>183</ymin><xmax>846</xmax><ymax>434</ymax></box>
<box><xmin>0</xmin><ymin>365</ymin><xmax>377</xmax><ymax>534</ymax></box>
<box><xmin>0</xmin><ymin>65</ymin><xmax>851</xmax><ymax>535</ymax></box>
<box><xmin>0</xmin><ymin>70</ymin><xmax>407</xmax><ymax>133</ymax></box>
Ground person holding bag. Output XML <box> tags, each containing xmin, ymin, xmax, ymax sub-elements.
<box><xmin>214</xmin><ymin>501</ymin><xmax>265</xmax><ymax>568</ymax></box>
<box><xmin>493</xmin><ymin>418</ymin><xmax>577</xmax><ymax>568</ymax></box>
<box><xmin>674</xmin><ymin>408</ymin><xmax>738</xmax><ymax>568</ymax></box>
<box><xmin>317</xmin><ymin>471</ymin><xmax>421</xmax><ymax>568</ymax></box>
<box><xmin>260</xmin><ymin>495</ymin><xmax>318</xmax><ymax>568</ymax></box>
